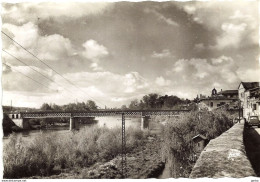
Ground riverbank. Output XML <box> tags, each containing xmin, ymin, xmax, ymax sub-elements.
<box><xmin>26</xmin><ymin>133</ymin><xmax>164</xmax><ymax>179</ymax></box>
<box><xmin>3</xmin><ymin>125</ymin><xmax>159</xmax><ymax>178</ymax></box>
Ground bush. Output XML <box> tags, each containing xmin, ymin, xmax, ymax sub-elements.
<box><xmin>160</xmin><ymin>109</ymin><xmax>233</xmax><ymax>178</ymax></box>
<box><xmin>3</xmin><ymin>125</ymin><xmax>147</xmax><ymax>178</ymax></box>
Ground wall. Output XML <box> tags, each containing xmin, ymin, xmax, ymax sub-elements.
<box><xmin>189</xmin><ymin>123</ymin><xmax>256</xmax><ymax>178</ymax></box>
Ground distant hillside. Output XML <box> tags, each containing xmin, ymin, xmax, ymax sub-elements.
<box><xmin>2</xmin><ymin>106</ymin><xmax>38</xmax><ymax>113</ymax></box>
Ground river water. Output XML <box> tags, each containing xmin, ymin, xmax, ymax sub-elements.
<box><xmin>3</xmin><ymin>116</ymin><xmax>141</xmax><ymax>145</ymax></box>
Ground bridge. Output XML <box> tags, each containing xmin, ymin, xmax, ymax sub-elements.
<box><xmin>7</xmin><ymin>109</ymin><xmax>190</xmax><ymax>177</ymax></box>
<box><xmin>7</xmin><ymin>109</ymin><xmax>190</xmax><ymax>130</ymax></box>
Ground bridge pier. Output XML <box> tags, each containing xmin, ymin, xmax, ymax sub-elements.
<box><xmin>141</xmin><ymin>116</ymin><xmax>150</xmax><ymax>130</ymax></box>
<box><xmin>70</xmin><ymin>117</ymin><xmax>79</xmax><ymax>131</ymax></box>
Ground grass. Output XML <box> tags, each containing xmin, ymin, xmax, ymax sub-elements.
<box><xmin>3</xmin><ymin>125</ymin><xmax>147</xmax><ymax>178</ymax></box>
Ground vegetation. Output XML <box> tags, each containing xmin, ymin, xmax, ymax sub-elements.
<box><xmin>3</xmin><ymin>126</ymin><xmax>147</xmax><ymax>178</ymax></box>
<box><xmin>40</xmin><ymin>100</ymin><xmax>98</xmax><ymax>111</ymax></box>
<box><xmin>160</xmin><ymin>109</ymin><xmax>234</xmax><ymax>178</ymax></box>
<box><xmin>124</xmin><ymin>93</ymin><xmax>192</xmax><ymax>110</ymax></box>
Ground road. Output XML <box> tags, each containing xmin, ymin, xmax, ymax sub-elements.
<box><xmin>244</xmin><ymin>127</ymin><xmax>260</xmax><ymax>177</ymax></box>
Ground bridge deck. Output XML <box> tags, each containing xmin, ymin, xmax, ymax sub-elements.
<box><xmin>11</xmin><ymin>109</ymin><xmax>190</xmax><ymax>118</ymax></box>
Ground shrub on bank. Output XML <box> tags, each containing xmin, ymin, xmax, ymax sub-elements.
<box><xmin>3</xmin><ymin>126</ymin><xmax>147</xmax><ymax>178</ymax></box>
<box><xmin>160</xmin><ymin>109</ymin><xmax>234</xmax><ymax>178</ymax></box>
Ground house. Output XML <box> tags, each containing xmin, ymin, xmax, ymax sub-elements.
<box><xmin>192</xmin><ymin>134</ymin><xmax>208</xmax><ymax>153</ymax></box>
<box><xmin>238</xmin><ymin>82</ymin><xmax>260</xmax><ymax>119</ymax></box>
<box><xmin>218</xmin><ymin>89</ymin><xmax>238</xmax><ymax>99</ymax></box>
<box><xmin>198</xmin><ymin>88</ymin><xmax>238</xmax><ymax>111</ymax></box>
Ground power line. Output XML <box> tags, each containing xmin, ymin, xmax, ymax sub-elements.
<box><xmin>2</xmin><ymin>31</ymin><xmax>106</xmax><ymax>107</ymax></box>
<box><xmin>2</xmin><ymin>62</ymin><xmax>53</xmax><ymax>91</ymax></box>
<box><xmin>2</xmin><ymin>49</ymin><xmax>75</xmax><ymax>95</ymax></box>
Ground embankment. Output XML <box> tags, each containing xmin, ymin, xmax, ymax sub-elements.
<box><xmin>190</xmin><ymin>123</ymin><xmax>255</xmax><ymax>178</ymax></box>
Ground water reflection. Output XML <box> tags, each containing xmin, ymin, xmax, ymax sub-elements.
<box><xmin>3</xmin><ymin>116</ymin><xmax>141</xmax><ymax>144</ymax></box>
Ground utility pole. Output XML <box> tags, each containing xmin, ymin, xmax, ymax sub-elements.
<box><xmin>121</xmin><ymin>113</ymin><xmax>127</xmax><ymax>178</ymax></box>
<box><xmin>11</xmin><ymin>100</ymin><xmax>12</xmax><ymax>111</ymax></box>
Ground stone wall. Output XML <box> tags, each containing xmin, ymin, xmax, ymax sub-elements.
<box><xmin>189</xmin><ymin>123</ymin><xmax>256</xmax><ymax>178</ymax></box>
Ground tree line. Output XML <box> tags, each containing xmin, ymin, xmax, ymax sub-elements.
<box><xmin>39</xmin><ymin>100</ymin><xmax>98</xmax><ymax>111</ymax></box>
<box><xmin>121</xmin><ymin>93</ymin><xmax>192</xmax><ymax>110</ymax></box>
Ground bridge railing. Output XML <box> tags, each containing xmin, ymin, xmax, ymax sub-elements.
<box><xmin>12</xmin><ymin>109</ymin><xmax>191</xmax><ymax>118</ymax></box>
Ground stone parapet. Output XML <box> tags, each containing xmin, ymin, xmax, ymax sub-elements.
<box><xmin>190</xmin><ymin>123</ymin><xmax>256</xmax><ymax>178</ymax></box>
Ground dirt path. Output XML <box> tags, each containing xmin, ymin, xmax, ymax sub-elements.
<box><xmin>244</xmin><ymin>127</ymin><xmax>260</xmax><ymax>176</ymax></box>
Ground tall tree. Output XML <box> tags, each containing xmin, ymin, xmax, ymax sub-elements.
<box><xmin>86</xmin><ymin>100</ymin><xmax>98</xmax><ymax>110</ymax></box>
<box><xmin>129</xmin><ymin>99</ymin><xmax>139</xmax><ymax>109</ymax></box>
<box><xmin>40</xmin><ymin>103</ymin><xmax>52</xmax><ymax>111</ymax></box>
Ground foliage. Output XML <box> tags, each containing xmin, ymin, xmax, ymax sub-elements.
<box><xmin>160</xmin><ymin>109</ymin><xmax>234</xmax><ymax>178</ymax></box>
<box><xmin>125</xmin><ymin>93</ymin><xmax>191</xmax><ymax>110</ymax></box>
<box><xmin>39</xmin><ymin>100</ymin><xmax>98</xmax><ymax>112</ymax></box>
<box><xmin>3</xmin><ymin>126</ymin><xmax>147</xmax><ymax>178</ymax></box>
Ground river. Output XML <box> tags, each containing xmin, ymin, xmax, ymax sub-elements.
<box><xmin>3</xmin><ymin>116</ymin><xmax>141</xmax><ymax>145</ymax></box>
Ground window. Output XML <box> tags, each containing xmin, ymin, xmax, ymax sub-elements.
<box><xmin>253</xmin><ymin>104</ymin><xmax>257</xmax><ymax>111</ymax></box>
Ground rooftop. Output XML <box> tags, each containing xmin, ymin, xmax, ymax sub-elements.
<box><xmin>192</xmin><ymin>134</ymin><xmax>207</xmax><ymax>141</ymax></box>
<box><xmin>240</xmin><ymin>82</ymin><xmax>260</xmax><ymax>90</ymax></box>
<box><xmin>218</xmin><ymin>90</ymin><xmax>238</xmax><ymax>95</ymax></box>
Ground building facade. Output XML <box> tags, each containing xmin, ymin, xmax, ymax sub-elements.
<box><xmin>238</xmin><ymin>82</ymin><xmax>260</xmax><ymax>119</ymax></box>
<box><xmin>198</xmin><ymin>88</ymin><xmax>238</xmax><ymax>111</ymax></box>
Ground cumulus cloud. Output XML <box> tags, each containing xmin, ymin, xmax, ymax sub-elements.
<box><xmin>229</xmin><ymin>10</ymin><xmax>253</xmax><ymax>21</ymax></box>
<box><xmin>181</xmin><ymin>1</ymin><xmax>258</xmax><ymax>50</ymax></box>
<box><xmin>2</xmin><ymin>22</ymin><xmax>75</xmax><ymax>62</ymax></box>
<box><xmin>2</xmin><ymin>22</ymin><xmax>38</xmax><ymax>48</ymax></box>
<box><xmin>168</xmin><ymin>56</ymin><xmax>241</xmax><ymax>97</ymax></box>
<box><xmin>151</xmin><ymin>49</ymin><xmax>172</xmax><ymax>59</ymax></box>
<box><xmin>53</xmin><ymin>71</ymin><xmax>149</xmax><ymax>99</ymax></box>
<box><xmin>82</xmin><ymin>39</ymin><xmax>109</xmax><ymax>71</ymax></box>
<box><xmin>2</xmin><ymin>63</ymin><xmax>54</xmax><ymax>93</ymax></box>
<box><xmin>155</xmin><ymin>76</ymin><xmax>171</xmax><ymax>86</ymax></box>
<box><xmin>2</xmin><ymin>2</ymin><xmax>111</xmax><ymax>24</ymax></box>
<box><xmin>212</xmin><ymin>23</ymin><xmax>247</xmax><ymax>50</ymax></box>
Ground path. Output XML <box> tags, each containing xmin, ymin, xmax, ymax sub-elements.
<box><xmin>244</xmin><ymin>127</ymin><xmax>260</xmax><ymax>176</ymax></box>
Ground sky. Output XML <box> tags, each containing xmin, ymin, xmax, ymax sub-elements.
<box><xmin>1</xmin><ymin>0</ymin><xmax>260</xmax><ymax>108</ymax></box>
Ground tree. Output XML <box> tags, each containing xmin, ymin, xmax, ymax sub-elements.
<box><xmin>121</xmin><ymin>105</ymin><xmax>127</xmax><ymax>110</ymax></box>
<box><xmin>164</xmin><ymin>96</ymin><xmax>182</xmax><ymax>108</ymax></box>
<box><xmin>51</xmin><ymin>104</ymin><xmax>62</xmax><ymax>111</ymax></box>
<box><xmin>142</xmin><ymin>93</ymin><xmax>159</xmax><ymax>108</ymax></box>
<box><xmin>129</xmin><ymin>99</ymin><xmax>139</xmax><ymax>109</ymax></box>
<box><xmin>40</xmin><ymin>103</ymin><xmax>52</xmax><ymax>111</ymax></box>
<box><xmin>86</xmin><ymin>100</ymin><xmax>98</xmax><ymax>110</ymax></box>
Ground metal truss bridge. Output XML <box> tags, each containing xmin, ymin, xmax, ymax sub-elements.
<box><xmin>8</xmin><ymin>109</ymin><xmax>190</xmax><ymax>178</ymax></box>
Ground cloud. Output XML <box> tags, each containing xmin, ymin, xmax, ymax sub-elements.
<box><xmin>2</xmin><ymin>22</ymin><xmax>38</xmax><ymax>48</ymax></box>
<box><xmin>194</xmin><ymin>43</ymin><xmax>206</xmax><ymax>52</ymax></box>
<box><xmin>2</xmin><ymin>2</ymin><xmax>111</xmax><ymax>24</ymax></box>
<box><xmin>212</xmin><ymin>23</ymin><xmax>247</xmax><ymax>50</ymax></box>
<box><xmin>155</xmin><ymin>76</ymin><xmax>171</xmax><ymax>86</ymax></box>
<box><xmin>236</xmin><ymin>67</ymin><xmax>260</xmax><ymax>82</ymax></box>
<box><xmin>82</xmin><ymin>39</ymin><xmax>109</xmax><ymax>71</ymax></box>
<box><xmin>229</xmin><ymin>10</ymin><xmax>253</xmax><ymax>21</ymax></box>
<box><xmin>2</xmin><ymin>63</ymin><xmax>54</xmax><ymax>93</ymax></box>
<box><xmin>168</xmin><ymin>56</ymin><xmax>241</xmax><ymax>97</ymax></box>
<box><xmin>53</xmin><ymin>71</ymin><xmax>149</xmax><ymax>98</ymax></box>
<box><xmin>2</xmin><ymin>22</ymin><xmax>75</xmax><ymax>62</ymax></box>
<box><xmin>151</xmin><ymin>49</ymin><xmax>172</xmax><ymax>59</ymax></box>
<box><xmin>181</xmin><ymin>1</ymin><xmax>258</xmax><ymax>50</ymax></box>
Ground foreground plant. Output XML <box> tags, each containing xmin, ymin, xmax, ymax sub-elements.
<box><xmin>3</xmin><ymin>126</ymin><xmax>147</xmax><ymax>178</ymax></box>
